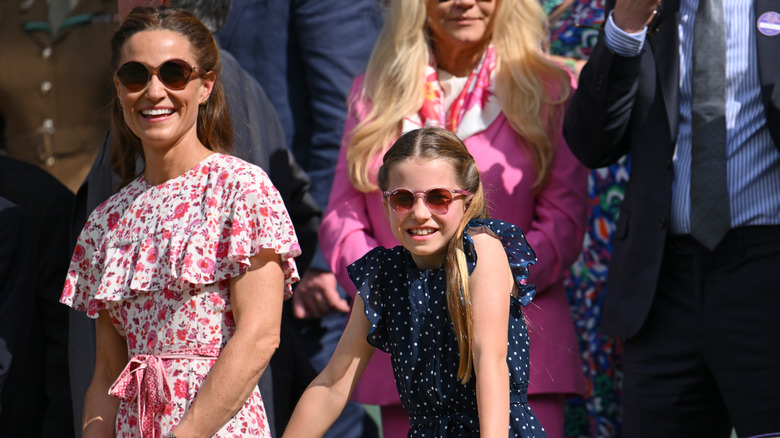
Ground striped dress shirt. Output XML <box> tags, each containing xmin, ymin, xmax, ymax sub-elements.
<box><xmin>603</xmin><ymin>0</ymin><xmax>780</xmax><ymax>233</ymax></box>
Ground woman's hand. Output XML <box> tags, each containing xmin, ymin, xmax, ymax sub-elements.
<box><xmin>82</xmin><ymin>311</ymin><xmax>128</xmax><ymax>438</ymax></box>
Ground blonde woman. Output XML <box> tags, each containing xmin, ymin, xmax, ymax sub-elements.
<box><xmin>319</xmin><ymin>0</ymin><xmax>588</xmax><ymax>436</ymax></box>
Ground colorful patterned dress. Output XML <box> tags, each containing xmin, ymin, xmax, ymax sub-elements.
<box><xmin>542</xmin><ymin>1</ymin><xmax>627</xmax><ymax>436</ymax></box>
<box><xmin>61</xmin><ymin>153</ymin><xmax>301</xmax><ymax>437</ymax></box>
<box><xmin>348</xmin><ymin>219</ymin><xmax>547</xmax><ymax>437</ymax></box>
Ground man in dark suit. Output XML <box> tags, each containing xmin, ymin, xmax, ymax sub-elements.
<box><xmin>563</xmin><ymin>0</ymin><xmax>780</xmax><ymax>436</ymax></box>
<box><xmin>0</xmin><ymin>196</ymin><xmax>36</xmax><ymax>432</ymax></box>
<box><xmin>0</xmin><ymin>200</ymin><xmax>33</xmax><ymax>423</ymax></box>
<box><xmin>0</xmin><ymin>156</ymin><xmax>75</xmax><ymax>437</ymax></box>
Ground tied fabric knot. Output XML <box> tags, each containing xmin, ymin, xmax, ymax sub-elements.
<box><xmin>109</xmin><ymin>355</ymin><xmax>172</xmax><ymax>438</ymax></box>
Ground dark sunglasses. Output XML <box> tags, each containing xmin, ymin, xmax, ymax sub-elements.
<box><xmin>383</xmin><ymin>187</ymin><xmax>471</xmax><ymax>215</ymax></box>
<box><xmin>115</xmin><ymin>59</ymin><xmax>205</xmax><ymax>92</ymax></box>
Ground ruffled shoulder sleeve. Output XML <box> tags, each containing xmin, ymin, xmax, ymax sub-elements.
<box><xmin>60</xmin><ymin>155</ymin><xmax>302</xmax><ymax>318</ymax></box>
<box><xmin>216</xmin><ymin>157</ymin><xmax>302</xmax><ymax>291</ymax></box>
<box><xmin>60</xmin><ymin>179</ymin><xmax>145</xmax><ymax>318</ymax></box>
<box><xmin>347</xmin><ymin>246</ymin><xmax>402</xmax><ymax>352</ymax></box>
<box><xmin>464</xmin><ymin>218</ymin><xmax>537</xmax><ymax>305</ymax></box>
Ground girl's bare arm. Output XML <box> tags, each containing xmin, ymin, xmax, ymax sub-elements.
<box><xmin>470</xmin><ymin>232</ymin><xmax>513</xmax><ymax>438</ymax></box>
<box><xmin>283</xmin><ymin>297</ymin><xmax>376</xmax><ymax>437</ymax></box>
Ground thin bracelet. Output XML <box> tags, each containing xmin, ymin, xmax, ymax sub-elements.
<box><xmin>165</xmin><ymin>432</ymin><xmax>177</xmax><ymax>438</ymax></box>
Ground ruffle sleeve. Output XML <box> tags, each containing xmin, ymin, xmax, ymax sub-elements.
<box><xmin>61</xmin><ymin>155</ymin><xmax>301</xmax><ymax>318</ymax></box>
<box><xmin>347</xmin><ymin>246</ymin><xmax>396</xmax><ymax>352</ymax></box>
<box><xmin>464</xmin><ymin>218</ymin><xmax>537</xmax><ymax>306</ymax></box>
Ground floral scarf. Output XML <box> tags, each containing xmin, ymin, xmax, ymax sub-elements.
<box><xmin>402</xmin><ymin>45</ymin><xmax>502</xmax><ymax>140</ymax></box>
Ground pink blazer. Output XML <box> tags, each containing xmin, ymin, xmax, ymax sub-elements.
<box><xmin>319</xmin><ymin>77</ymin><xmax>588</xmax><ymax>406</ymax></box>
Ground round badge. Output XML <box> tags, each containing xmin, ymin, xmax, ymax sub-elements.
<box><xmin>757</xmin><ymin>11</ymin><xmax>780</xmax><ymax>37</ymax></box>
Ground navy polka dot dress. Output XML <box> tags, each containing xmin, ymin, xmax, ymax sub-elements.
<box><xmin>347</xmin><ymin>219</ymin><xmax>547</xmax><ymax>437</ymax></box>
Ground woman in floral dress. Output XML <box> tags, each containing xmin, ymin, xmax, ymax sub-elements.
<box><xmin>61</xmin><ymin>7</ymin><xmax>300</xmax><ymax>438</ymax></box>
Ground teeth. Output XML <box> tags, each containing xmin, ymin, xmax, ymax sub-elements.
<box><xmin>141</xmin><ymin>108</ymin><xmax>173</xmax><ymax>116</ymax></box>
<box><xmin>409</xmin><ymin>228</ymin><xmax>435</xmax><ymax>236</ymax></box>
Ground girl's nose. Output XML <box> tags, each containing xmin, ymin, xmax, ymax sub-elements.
<box><xmin>410</xmin><ymin>197</ymin><xmax>432</xmax><ymax>220</ymax></box>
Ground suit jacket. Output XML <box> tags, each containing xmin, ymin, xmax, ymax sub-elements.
<box><xmin>0</xmin><ymin>196</ymin><xmax>38</xmax><ymax>434</ymax></box>
<box><xmin>0</xmin><ymin>156</ymin><xmax>74</xmax><ymax>437</ymax></box>
<box><xmin>563</xmin><ymin>0</ymin><xmax>780</xmax><ymax>339</ymax></box>
<box><xmin>320</xmin><ymin>77</ymin><xmax>589</xmax><ymax>405</ymax></box>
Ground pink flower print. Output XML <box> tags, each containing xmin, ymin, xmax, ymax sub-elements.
<box><xmin>219</xmin><ymin>171</ymin><xmax>229</xmax><ymax>182</ymax></box>
<box><xmin>216</xmin><ymin>241</ymin><xmax>229</xmax><ymax>259</ymax></box>
<box><xmin>62</xmin><ymin>281</ymin><xmax>73</xmax><ymax>298</ymax></box>
<box><xmin>107</xmin><ymin>212</ymin><xmax>120</xmax><ymax>231</ymax></box>
<box><xmin>147</xmin><ymin>330</ymin><xmax>158</xmax><ymax>350</ymax></box>
<box><xmin>127</xmin><ymin>332</ymin><xmax>137</xmax><ymax>350</ymax></box>
<box><xmin>72</xmin><ymin>244</ymin><xmax>86</xmax><ymax>262</ymax></box>
<box><xmin>173</xmin><ymin>202</ymin><xmax>189</xmax><ymax>220</ymax></box>
<box><xmin>209</xmin><ymin>293</ymin><xmax>223</xmax><ymax>307</ymax></box>
<box><xmin>128</xmin><ymin>415</ymin><xmax>137</xmax><ymax>428</ymax></box>
<box><xmin>146</xmin><ymin>247</ymin><xmax>158</xmax><ymax>264</ymax></box>
<box><xmin>221</xmin><ymin>225</ymin><xmax>232</xmax><ymax>239</ymax></box>
<box><xmin>197</xmin><ymin>258</ymin><xmax>215</xmax><ymax>275</ymax></box>
<box><xmin>206</xmin><ymin>196</ymin><xmax>217</xmax><ymax>208</ymax></box>
<box><xmin>173</xmin><ymin>379</ymin><xmax>188</xmax><ymax>399</ymax></box>
<box><xmin>143</xmin><ymin>299</ymin><xmax>154</xmax><ymax>311</ymax></box>
<box><xmin>231</xmin><ymin>219</ymin><xmax>245</xmax><ymax>236</ymax></box>
<box><xmin>163</xmin><ymin>288</ymin><xmax>177</xmax><ymax>300</ymax></box>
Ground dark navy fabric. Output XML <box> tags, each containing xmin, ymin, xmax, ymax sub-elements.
<box><xmin>348</xmin><ymin>219</ymin><xmax>547</xmax><ymax>437</ymax></box>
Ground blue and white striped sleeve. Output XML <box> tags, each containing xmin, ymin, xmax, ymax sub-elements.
<box><xmin>604</xmin><ymin>10</ymin><xmax>647</xmax><ymax>57</ymax></box>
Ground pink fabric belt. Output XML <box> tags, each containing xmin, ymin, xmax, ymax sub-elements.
<box><xmin>108</xmin><ymin>347</ymin><xmax>219</xmax><ymax>438</ymax></box>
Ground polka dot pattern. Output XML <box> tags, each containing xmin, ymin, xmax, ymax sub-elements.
<box><xmin>348</xmin><ymin>219</ymin><xmax>546</xmax><ymax>437</ymax></box>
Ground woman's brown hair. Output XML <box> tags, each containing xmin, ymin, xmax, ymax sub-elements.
<box><xmin>109</xmin><ymin>6</ymin><xmax>232</xmax><ymax>186</ymax></box>
<box><xmin>377</xmin><ymin>126</ymin><xmax>489</xmax><ymax>383</ymax></box>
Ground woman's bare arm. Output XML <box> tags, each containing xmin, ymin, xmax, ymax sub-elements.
<box><xmin>172</xmin><ymin>248</ymin><xmax>284</xmax><ymax>438</ymax></box>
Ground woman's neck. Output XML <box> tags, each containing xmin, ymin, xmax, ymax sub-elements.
<box><xmin>142</xmin><ymin>139</ymin><xmax>212</xmax><ymax>186</ymax></box>
<box><xmin>433</xmin><ymin>42</ymin><xmax>488</xmax><ymax>77</ymax></box>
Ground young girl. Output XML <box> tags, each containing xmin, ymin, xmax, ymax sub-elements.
<box><xmin>283</xmin><ymin>126</ymin><xmax>547</xmax><ymax>437</ymax></box>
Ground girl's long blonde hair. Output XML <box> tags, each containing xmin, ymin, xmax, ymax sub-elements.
<box><xmin>378</xmin><ymin>127</ymin><xmax>489</xmax><ymax>383</ymax></box>
<box><xmin>348</xmin><ymin>0</ymin><xmax>570</xmax><ymax>193</ymax></box>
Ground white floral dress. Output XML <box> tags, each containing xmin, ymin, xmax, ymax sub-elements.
<box><xmin>61</xmin><ymin>154</ymin><xmax>301</xmax><ymax>437</ymax></box>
